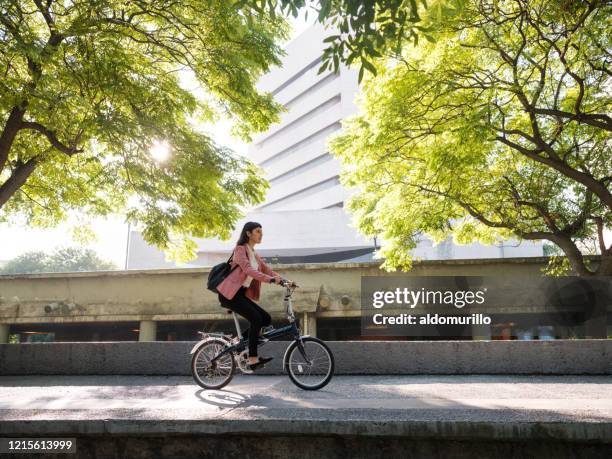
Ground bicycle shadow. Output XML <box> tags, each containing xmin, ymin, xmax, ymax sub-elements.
<box><xmin>193</xmin><ymin>388</ymin><xmax>251</xmax><ymax>408</ymax></box>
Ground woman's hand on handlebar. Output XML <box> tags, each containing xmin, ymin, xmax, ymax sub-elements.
<box><xmin>271</xmin><ymin>274</ymin><xmax>282</xmax><ymax>284</ymax></box>
<box><xmin>282</xmin><ymin>278</ymin><xmax>298</xmax><ymax>288</ymax></box>
<box><xmin>270</xmin><ymin>276</ymin><xmax>298</xmax><ymax>287</ymax></box>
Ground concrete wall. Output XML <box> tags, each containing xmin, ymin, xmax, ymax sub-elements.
<box><xmin>0</xmin><ymin>257</ymin><xmax>551</xmax><ymax>324</ymax></box>
<box><xmin>1</xmin><ymin>340</ymin><xmax>610</xmax><ymax>375</ymax></box>
<box><xmin>0</xmin><ymin>256</ymin><xmax>608</xmax><ymax>343</ymax></box>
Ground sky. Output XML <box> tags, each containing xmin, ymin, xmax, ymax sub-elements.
<box><xmin>0</xmin><ymin>11</ymin><xmax>316</xmax><ymax>267</ymax></box>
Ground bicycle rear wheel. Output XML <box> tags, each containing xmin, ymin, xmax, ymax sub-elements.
<box><xmin>191</xmin><ymin>338</ymin><xmax>235</xmax><ymax>390</ymax></box>
<box><xmin>285</xmin><ymin>337</ymin><xmax>334</xmax><ymax>390</ymax></box>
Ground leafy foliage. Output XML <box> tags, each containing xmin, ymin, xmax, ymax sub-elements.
<box><xmin>251</xmin><ymin>0</ymin><xmax>468</xmax><ymax>82</ymax></box>
<box><xmin>329</xmin><ymin>0</ymin><xmax>612</xmax><ymax>275</ymax></box>
<box><xmin>0</xmin><ymin>247</ymin><xmax>117</xmax><ymax>274</ymax></box>
<box><xmin>0</xmin><ymin>0</ymin><xmax>290</xmax><ymax>260</ymax></box>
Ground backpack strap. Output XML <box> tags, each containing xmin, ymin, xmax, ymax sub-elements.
<box><xmin>227</xmin><ymin>246</ymin><xmax>237</xmax><ymax>266</ymax></box>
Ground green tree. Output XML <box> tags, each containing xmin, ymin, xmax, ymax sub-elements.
<box><xmin>0</xmin><ymin>0</ymin><xmax>289</xmax><ymax>260</ymax></box>
<box><xmin>0</xmin><ymin>247</ymin><xmax>117</xmax><ymax>274</ymax></box>
<box><xmin>0</xmin><ymin>250</ymin><xmax>47</xmax><ymax>274</ymax></box>
<box><xmin>255</xmin><ymin>0</ymin><xmax>467</xmax><ymax>81</ymax></box>
<box><xmin>330</xmin><ymin>0</ymin><xmax>611</xmax><ymax>276</ymax></box>
<box><xmin>0</xmin><ymin>0</ymin><xmax>466</xmax><ymax>262</ymax></box>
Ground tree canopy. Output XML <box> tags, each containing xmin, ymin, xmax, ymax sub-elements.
<box><xmin>0</xmin><ymin>247</ymin><xmax>117</xmax><ymax>274</ymax></box>
<box><xmin>0</xmin><ymin>0</ymin><xmax>290</xmax><ymax>260</ymax></box>
<box><xmin>329</xmin><ymin>0</ymin><xmax>612</xmax><ymax>276</ymax></box>
<box><xmin>0</xmin><ymin>0</ymin><xmax>465</xmax><ymax>261</ymax></box>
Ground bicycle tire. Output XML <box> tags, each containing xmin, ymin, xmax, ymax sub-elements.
<box><xmin>191</xmin><ymin>338</ymin><xmax>235</xmax><ymax>390</ymax></box>
<box><xmin>284</xmin><ymin>337</ymin><xmax>334</xmax><ymax>390</ymax></box>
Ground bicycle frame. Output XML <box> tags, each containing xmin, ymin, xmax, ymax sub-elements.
<box><xmin>201</xmin><ymin>284</ymin><xmax>312</xmax><ymax>365</ymax></box>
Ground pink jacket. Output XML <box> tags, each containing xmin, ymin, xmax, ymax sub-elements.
<box><xmin>216</xmin><ymin>244</ymin><xmax>280</xmax><ymax>302</ymax></box>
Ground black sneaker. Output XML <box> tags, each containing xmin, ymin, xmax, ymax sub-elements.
<box><xmin>247</xmin><ymin>356</ymin><xmax>273</xmax><ymax>371</ymax></box>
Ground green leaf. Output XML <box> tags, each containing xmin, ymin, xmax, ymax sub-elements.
<box><xmin>318</xmin><ymin>0</ymin><xmax>332</xmax><ymax>21</ymax></box>
<box><xmin>346</xmin><ymin>51</ymin><xmax>358</xmax><ymax>66</ymax></box>
<box><xmin>323</xmin><ymin>34</ymin><xmax>340</xmax><ymax>43</ymax></box>
<box><xmin>362</xmin><ymin>58</ymin><xmax>377</xmax><ymax>76</ymax></box>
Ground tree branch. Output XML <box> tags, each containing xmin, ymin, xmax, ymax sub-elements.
<box><xmin>502</xmin><ymin>175</ymin><xmax>560</xmax><ymax>232</ymax></box>
<box><xmin>496</xmin><ymin>135</ymin><xmax>612</xmax><ymax>211</ymax></box>
<box><xmin>33</xmin><ymin>0</ymin><xmax>56</xmax><ymax>33</ymax></box>
<box><xmin>591</xmin><ymin>215</ymin><xmax>607</xmax><ymax>255</ymax></box>
<box><xmin>403</xmin><ymin>179</ymin><xmax>596</xmax><ymax>276</ymax></box>
<box><xmin>560</xmin><ymin>189</ymin><xmax>593</xmax><ymax>235</ymax></box>
<box><xmin>532</xmin><ymin>108</ymin><xmax>612</xmax><ymax>132</ymax></box>
<box><xmin>20</xmin><ymin>122</ymin><xmax>83</xmax><ymax>155</ymax></box>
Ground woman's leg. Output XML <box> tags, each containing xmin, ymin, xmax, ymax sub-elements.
<box><xmin>247</xmin><ymin>301</ymin><xmax>272</xmax><ymax>328</ymax></box>
<box><xmin>219</xmin><ymin>292</ymin><xmax>251</xmax><ymax>343</ymax></box>
<box><xmin>240</xmin><ymin>298</ymin><xmax>272</xmax><ymax>342</ymax></box>
<box><xmin>220</xmin><ymin>288</ymin><xmax>263</xmax><ymax>358</ymax></box>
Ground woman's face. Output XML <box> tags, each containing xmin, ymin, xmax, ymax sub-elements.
<box><xmin>247</xmin><ymin>226</ymin><xmax>263</xmax><ymax>244</ymax></box>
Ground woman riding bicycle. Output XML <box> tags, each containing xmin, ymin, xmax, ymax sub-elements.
<box><xmin>216</xmin><ymin>221</ymin><xmax>296</xmax><ymax>370</ymax></box>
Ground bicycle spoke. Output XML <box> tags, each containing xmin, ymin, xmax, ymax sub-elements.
<box><xmin>288</xmin><ymin>340</ymin><xmax>332</xmax><ymax>388</ymax></box>
<box><xmin>192</xmin><ymin>340</ymin><xmax>235</xmax><ymax>388</ymax></box>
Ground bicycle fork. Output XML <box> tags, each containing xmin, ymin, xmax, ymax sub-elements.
<box><xmin>281</xmin><ymin>336</ymin><xmax>313</xmax><ymax>370</ymax></box>
<box><xmin>296</xmin><ymin>337</ymin><xmax>313</xmax><ymax>364</ymax></box>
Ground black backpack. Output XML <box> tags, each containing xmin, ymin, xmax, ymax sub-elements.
<box><xmin>207</xmin><ymin>251</ymin><xmax>239</xmax><ymax>293</ymax></box>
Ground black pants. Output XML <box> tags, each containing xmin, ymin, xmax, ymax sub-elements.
<box><xmin>218</xmin><ymin>286</ymin><xmax>271</xmax><ymax>357</ymax></box>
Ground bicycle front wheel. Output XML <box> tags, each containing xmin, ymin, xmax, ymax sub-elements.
<box><xmin>191</xmin><ymin>338</ymin><xmax>235</xmax><ymax>390</ymax></box>
<box><xmin>285</xmin><ymin>337</ymin><xmax>334</xmax><ymax>390</ymax></box>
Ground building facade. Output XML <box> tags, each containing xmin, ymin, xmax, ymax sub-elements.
<box><xmin>247</xmin><ymin>22</ymin><xmax>360</xmax><ymax>211</ymax></box>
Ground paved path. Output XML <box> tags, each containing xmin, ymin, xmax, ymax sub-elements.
<box><xmin>1</xmin><ymin>375</ymin><xmax>611</xmax><ymax>441</ymax></box>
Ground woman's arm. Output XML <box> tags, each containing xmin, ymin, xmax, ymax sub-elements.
<box><xmin>257</xmin><ymin>254</ymin><xmax>280</xmax><ymax>278</ymax></box>
<box><xmin>234</xmin><ymin>245</ymin><xmax>274</xmax><ymax>283</ymax></box>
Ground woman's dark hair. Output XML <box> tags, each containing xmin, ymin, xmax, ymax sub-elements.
<box><xmin>236</xmin><ymin>221</ymin><xmax>262</xmax><ymax>246</ymax></box>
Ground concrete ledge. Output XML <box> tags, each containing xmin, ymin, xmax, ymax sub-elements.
<box><xmin>2</xmin><ymin>418</ymin><xmax>611</xmax><ymax>443</ymax></box>
<box><xmin>1</xmin><ymin>374</ymin><xmax>611</xmax><ymax>456</ymax></box>
<box><xmin>1</xmin><ymin>340</ymin><xmax>611</xmax><ymax>375</ymax></box>
<box><xmin>2</xmin><ymin>420</ymin><xmax>610</xmax><ymax>458</ymax></box>
<box><xmin>0</xmin><ymin>256</ymin><xmax>572</xmax><ymax>280</ymax></box>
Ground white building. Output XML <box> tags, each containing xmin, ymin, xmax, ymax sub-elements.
<box><xmin>126</xmin><ymin>208</ymin><xmax>378</xmax><ymax>269</ymax></box>
<box><xmin>248</xmin><ymin>22</ymin><xmax>360</xmax><ymax>211</ymax></box>
<box><xmin>127</xmin><ymin>23</ymin><xmax>543</xmax><ymax>269</ymax></box>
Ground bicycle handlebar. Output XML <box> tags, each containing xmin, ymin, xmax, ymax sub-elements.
<box><xmin>268</xmin><ymin>276</ymin><xmax>298</xmax><ymax>288</ymax></box>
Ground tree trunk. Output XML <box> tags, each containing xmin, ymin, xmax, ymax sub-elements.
<box><xmin>0</xmin><ymin>157</ymin><xmax>38</xmax><ymax>208</ymax></box>
<box><xmin>0</xmin><ymin>106</ymin><xmax>26</xmax><ymax>172</ymax></box>
<box><xmin>550</xmin><ymin>234</ymin><xmax>595</xmax><ymax>276</ymax></box>
<box><xmin>596</xmin><ymin>255</ymin><xmax>612</xmax><ymax>276</ymax></box>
